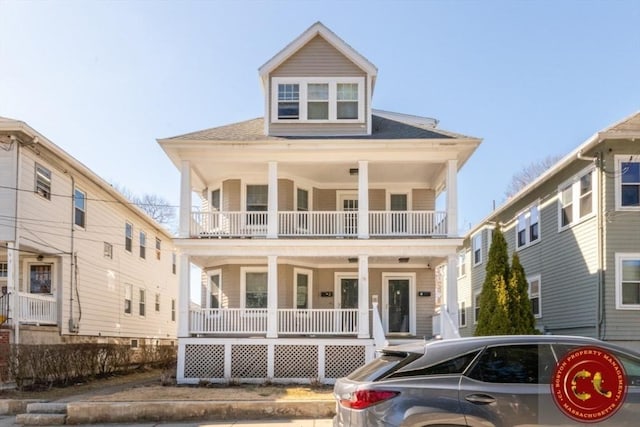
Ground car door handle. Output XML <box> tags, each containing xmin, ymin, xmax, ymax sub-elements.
<box><xmin>465</xmin><ymin>394</ymin><xmax>496</xmax><ymax>405</ymax></box>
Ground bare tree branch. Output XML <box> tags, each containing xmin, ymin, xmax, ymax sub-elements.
<box><xmin>504</xmin><ymin>154</ymin><xmax>563</xmax><ymax>198</ymax></box>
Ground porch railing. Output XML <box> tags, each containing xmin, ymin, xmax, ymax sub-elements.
<box><xmin>0</xmin><ymin>292</ymin><xmax>9</xmax><ymax>325</ymax></box>
<box><xmin>191</xmin><ymin>211</ymin><xmax>447</xmax><ymax>238</ymax></box>
<box><xmin>189</xmin><ymin>308</ymin><xmax>360</xmax><ymax>336</ymax></box>
<box><xmin>16</xmin><ymin>292</ymin><xmax>57</xmax><ymax>325</ymax></box>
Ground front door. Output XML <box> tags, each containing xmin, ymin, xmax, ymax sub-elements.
<box><xmin>339</xmin><ymin>193</ymin><xmax>358</xmax><ymax>236</ymax></box>
<box><xmin>382</xmin><ymin>275</ymin><xmax>414</xmax><ymax>334</ymax></box>
<box><xmin>336</xmin><ymin>276</ymin><xmax>358</xmax><ymax>333</ymax></box>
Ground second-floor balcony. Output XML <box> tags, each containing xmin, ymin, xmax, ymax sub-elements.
<box><xmin>190</xmin><ymin>210</ymin><xmax>447</xmax><ymax>238</ymax></box>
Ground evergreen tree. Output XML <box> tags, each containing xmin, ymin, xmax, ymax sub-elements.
<box><xmin>509</xmin><ymin>253</ymin><xmax>539</xmax><ymax>334</ymax></box>
<box><xmin>474</xmin><ymin>226</ymin><xmax>510</xmax><ymax>336</ymax></box>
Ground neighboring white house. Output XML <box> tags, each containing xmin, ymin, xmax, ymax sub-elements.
<box><xmin>0</xmin><ymin>117</ymin><xmax>179</xmax><ymax>347</ymax></box>
<box><xmin>158</xmin><ymin>22</ymin><xmax>482</xmax><ymax>384</ymax></box>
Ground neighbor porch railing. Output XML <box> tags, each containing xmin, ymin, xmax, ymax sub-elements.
<box><xmin>0</xmin><ymin>292</ymin><xmax>9</xmax><ymax>325</ymax></box>
<box><xmin>189</xmin><ymin>308</ymin><xmax>361</xmax><ymax>336</ymax></box>
<box><xmin>16</xmin><ymin>292</ymin><xmax>57</xmax><ymax>325</ymax></box>
<box><xmin>191</xmin><ymin>211</ymin><xmax>447</xmax><ymax>238</ymax></box>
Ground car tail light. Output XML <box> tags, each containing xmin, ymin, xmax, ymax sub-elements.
<box><xmin>340</xmin><ymin>389</ymin><xmax>400</xmax><ymax>410</ymax></box>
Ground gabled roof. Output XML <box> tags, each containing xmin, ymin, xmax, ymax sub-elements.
<box><xmin>160</xmin><ymin>111</ymin><xmax>477</xmax><ymax>142</ymax></box>
<box><xmin>599</xmin><ymin>110</ymin><xmax>640</xmax><ymax>137</ymax></box>
<box><xmin>258</xmin><ymin>21</ymin><xmax>378</xmax><ymax>83</ymax></box>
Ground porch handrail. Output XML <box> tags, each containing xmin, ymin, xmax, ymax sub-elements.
<box><xmin>370</xmin><ymin>302</ymin><xmax>388</xmax><ymax>349</ymax></box>
<box><xmin>369</xmin><ymin>211</ymin><xmax>447</xmax><ymax>236</ymax></box>
<box><xmin>16</xmin><ymin>292</ymin><xmax>57</xmax><ymax>325</ymax></box>
<box><xmin>0</xmin><ymin>292</ymin><xmax>9</xmax><ymax>325</ymax></box>
<box><xmin>191</xmin><ymin>211</ymin><xmax>268</xmax><ymax>237</ymax></box>
<box><xmin>277</xmin><ymin>308</ymin><xmax>359</xmax><ymax>335</ymax></box>
<box><xmin>190</xmin><ymin>308</ymin><xmax>268</xmax><ymax>334</ymax></box>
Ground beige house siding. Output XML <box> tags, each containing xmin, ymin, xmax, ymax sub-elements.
<box><xmin>369</xmin><ymin>189</ymin><xmax>385</xmax><ymax>211</ymax></box>
<box><xmin>314</xmin><ymin>188</ymin><xmax>337</xmax><ymax>211</ymax></box>
<box><xmin>0</xmin><ymin>144</ymin><xmax>17</xmax><ymax>241</ymax></box>
<box><xmin>412</xmin><ymin>188</ymin><xmax>436</xmax><ymax>210</ymax></box>
<box><xmin>278</xmin><ymin>179</ymin><xmax>294</xmax><ymax>211</ymax></box>
<box><xmin>223</xmin><ymin>179</ymin><xmax>241</xmax><ymax>211</ymax></box>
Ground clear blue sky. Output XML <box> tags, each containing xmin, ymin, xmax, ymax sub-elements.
<box><xmin>1</xmin><ymin>0</ymin><xmax>639</xmax><ymax>231</ymax></box>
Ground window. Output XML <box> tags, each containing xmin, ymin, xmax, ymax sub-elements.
<box><xmin>139</xmin><ymin>231</ymin><xmax>146</xmax><ymax>259</ymax></box>
<box><xmin>103</xmin><ymin>242</ymin><xmax>113</xmax><ymax>259</ymax></box>
<box><xmin>559</xmin><ymin>168</ymin><xmax>595</xmax><ymax>229</ymax></box>
<box><xmin>171</xmin><ymin>299</ymin><xmax>176</xmax><ymax>321</ymax></box>
<box><xmin>468</xmin><ymin>344</ymin><xmax>556</xmax><ymax>384</ymax></box>
<box><xmin>74</xmin><ymin>188</ymin><xmax>86</xmax><ymax>228</ymax></box>
<box><xmin>459</xmin><ymin>301</ymin><xmax>466</xmax><ymax>327</ymax></box>
<box><xmin>155</xmin><ymin>238</ymin><xmax>161</xmax><ymax>260</ymax></box>
<box><xmin>616</xmin><ymin>156</ymin><xmax>640</xmax><ymax>209</ymax></box>
<box><xmin>246</xmin><ymin>185</ymin><xmax>268</xmax><ymax>226</ymax></box>
<box><xmin>130</xmin><ymin>339</ymin><xmax>139</xmax><ymax>349</ymax></box>
<box><xmin>124</xmin><ymin>284</ymin><xmax>132</xmax><ymax>314</ymax></box>
<box><xmin>30</xmin><ymin>264</ymin><xmax>51</xmax><ymax>294</ymax></box>
<box><xmin>389</xmin><ymin>351</ymin><xmax>480</xmax><ymax>379</ymax></box>
<box><xmin>208</xmin><ymin>271</ymin><xmax>221</xmax><ymax>309</ymax></box>
<box><xmin>155</xmin><ymin>293</ymin><xmax>161</xmax><ymax>312</ymax></box>
<box><xmin>172</xmin><ymin>253</ymin><xmax>177</xmax><ymax>275</ymax></box>
<box><xmin>139</xmin><ymin>289</ymin><xmax>146</xmax><ymax>316</ymax></box>
<box><xmin>528</xmin><ymin>275</ymin><xmax>541</xmax><ymax>317</ymax></box>
<box><xmin>211</xmin><ymin>189</ymin><xmax>221</xmax><ymax>211</ymax></box>
<box><xmin>0</xmin><ymin>262</ymin><xmax>7</xmax><ymax>278</ymax></box>
<box><xmin>295</xmin><ymin>269</ymin><xmax>312</xmax><ymax>310</ymax></box>
<box><xmin>616</xmin><ymin>253</ymin><xmax>640</xmax><ymax>309</ymax></box>
<box><xmin>242</xmin><ymin>268</ymin><xmax>268</xmax><ymax>309</ymax></box>
<box><xmin>297</xmin><ymin>188</ymin><xmax>309</xmax><ymax>230</ymax></box>
<box><xmin>472</xmin><ymin>233</ymin><xmax>482</xmax><ymax>266</ymax></box>
<box><xmin>474</xmin><ymin>292</ymin><xmax>481</xmax><ymax>324</ymax></box>
<box><xmin>35</xmin><ymin>164</ymin><xmax>51</xmax><ymax>200</ymax></box>
<box><xmin>457</xmin><ymin>251</ymin><xmax>467</xmax><ymax>278</ymax></box>
<box><xmin>272</xmin><ymin>77</ymin><xmax>365</xmax><ymax>123</ymax></box>
<box><xmin>517</xmin><ymin>205</ymin><xmax>540</xmax><ymax>249</ymax></box>
<box><xmin>125</xmin><ymin>223</ymin><xmax>133</xmax><ymax>253</ymax></box>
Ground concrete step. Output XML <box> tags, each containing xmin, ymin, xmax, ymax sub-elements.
<box><xmin>26</xmin><ymin>402</ymin><xmax>67</xmax><ymax>414</ymax></box>
<box><xmin>0</xmin><ymin>400</ymin><xmax>46</xmax><ymax>416</ymax></box>
<box><xmin>15</xmin><ymin>413</ymin><xmax>67</xmax><ymax>426</ymax></box>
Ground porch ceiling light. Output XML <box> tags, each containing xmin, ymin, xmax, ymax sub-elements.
<box><xmin>398</xmin><ymin>257</ymin><xmax>410</xmax><ymax>263</ymax></box>
<box><xmin>349</xmin><ymin>168</ymin><xmax>359</xmax><ymax>176</ymax></box>
<box><xmin>348</xmin><ymin>257</ymin><xmax>358</xmax><ymax>263</ymax></box>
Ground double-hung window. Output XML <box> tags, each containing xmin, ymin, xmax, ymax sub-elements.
<box><xmin>459</xmin><ymin>301</ymin><xmax>467</xmax><ymax>327</ymax></box>
<box><xmin>457</xmin><ymin>251</ymin><xmax>466</xmax><ymax>278</ymax></box>
<box><xmin>139</xmin><ymin>231</ymin><xmax>146</xmax><ymax>259</ymax></box>
<box><xmin>246</xmin><ymin>185</ymin><xmax>268</xmax><ymax>226</ymax></box>
<box><xmin>472</xmin><ymin>233</ymin><xmax>482</xmax><ymax>266</ymax></box>
<box><xmin>30</xmin><ymin>264</ymin><xmax>52</xmax><ymax>294</ymax></box>
<box><xmin>155</xmin><ymin>238</ymin><xmax>161</xmax><ymax>260</ymax></box>
<box><xmin>294</xmin><ymin>268</ymin><xmax>312</xmax><ymax>310</ymax></box>
<box><xmin>517</xmin><ymin>204</ymin><xmax>540</xmax><ymax>249</ymax></box>
<box><xmin>35</xmin><ymin>164</ymin><xmax>51</xmax><ymax>200</ymax></box>
<box><xmin>558</xmin><ymin>168</ymin><xmax>595</xmax><ymax>230</ymax></box>
<box><xmin>272</xmin><ymin>77</ymin><xmax>364</xmax><ymax>122</ymax></box>
<box><xmin>616</xmin><ymin>155</ymin><xmax>640</xmax><ymax>209</ymax></box>
<box><xmin>124</xmin><ymin>284</ymin><xmax>132</xmax><ymax>314</ymax></box>
<box><xmin>139</xmin><ymin>289</ymin><xmax>146</xmax><ymax>316</ymax></box>
<box><xmin>242</xmin><ymin>267</ymin><xmax>268</xmax><ymax>309</ymax></box>
<box><xmin>528</xmin><ymin>275</ymin><xmax>541</xmax><ymax>317</ymax></box>
<box><xmin>74</xmin><ymin>188</ymin><xmax>86</xmax><ymax>228</ymax></box>
<box><xmin>616</xmin><ymin>254</ymin><xmax>640</xmax><ymax>309</ymax></box>
<box><xmin>125</xmin><ymin>222</ymin><xmax>133</xmax><ymax>253</ymax></box>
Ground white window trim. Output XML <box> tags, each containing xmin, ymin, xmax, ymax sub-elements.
<box><xmin>206</xmin><ymin>269</ymin><xmax>222</xmax><ymax>309</ymax></box>
<box><xmin>139</xmin><ymin>230</ymin><xmax>146</xmax><ymax>259</ymax></box>
<box><xmin>334</xmin><ymin>272</ymin><xmax>358</xmax><ymax>309</ymax></box>
<box><xmin>615</xmin><ymin>253</ymin><xmax>640</xmax><ymax>310</ymax></box>
<box><xmin>35</xmin><ymin>163</ymin><xmax>52</xmax><ymax>200</ymax></box>
<box><xmin>24</xmin><ymin>261</ymin><xmax>54</xmax><ymax>295</ymax></box>
<box><xmin>516</xmin><ymin>202</ymin><xmax>541</xmax><ymax>250</ymax></box>
<box><xmin>557</xmin><ymin>165</ymin><xmax>597</xmax><ymax>231</ymax></box>
<box><xmin>386</xmin><ymin>191</ymin><xmax>411</xmax><ymax>211</ymax></box>
<box><xmin>528</xmin><ymin>274</ymin><xmax>542</xmax><ymax>318</ymax></box>
<box><xmin>293</xmin><ymin>268</ymin><xmax>313</xmax><ymax>310</ymax></box>
<box><xmin>615</xmin><ymin>155</ymin><xmax>640</xmax><ymax>211</ymax></box>
<box><xmin>271</xmin><ymin>77</ymin><xmax>365</xmax><ymax>123</ymax></box>
<box><xmin>125</xmin><ymin>222</ymin><xmax>133</xmax><ymax>254</ymax></box>
<box><xmin>139</xmin><ymin>288</ymin><xmax>146</xmax><ymax>317</ymax></box>
<box><xmin>472</xmin><ymin>232</ymin><xmax>483</xmax><ymax>267</ymax></box>
<box><xmin>240</xmin><ymin>266</ymin><xmax>268</xmax><ymax>309</ymax></box>
<box><xmin>124</xmin><ymin>283</ymin><xmax>133</xmax><ymax>315</ymax></box>
<box><xmin>295</xmin><ymin>186</ymin><xmax>312</xmax><ymax>211</ymax></box>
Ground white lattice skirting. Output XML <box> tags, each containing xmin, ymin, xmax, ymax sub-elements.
<box><xmin>177</xmin><ymin>337</ymin><xmax>375</xmax><ymax>385</ymax></box>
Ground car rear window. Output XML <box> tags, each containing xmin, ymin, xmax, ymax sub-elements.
<box><xmin>347</xmin><ymin>353</ymin><xmax>411</xmax><ymax>382</ymax></box>
<box><xmin>389</xmin><ymin>350</ymin><xmax>480</xmax><ymax>379</ymax></box>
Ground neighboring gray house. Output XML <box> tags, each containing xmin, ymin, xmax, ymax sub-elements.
<box><xmin>457</xmin><ymin>111</ymin><xmax>640</xmax><ymax>350</ymax></box>
<box><xmin>158</xmin><ymin>22</ymin><xmax>482</xmax><ymax>384</ymax></box>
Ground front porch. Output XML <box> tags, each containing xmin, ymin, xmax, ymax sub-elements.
<box><xmin>0</xmin><ymin>291</ymin><xmax>57</xmax><ymax>327</ymax></box>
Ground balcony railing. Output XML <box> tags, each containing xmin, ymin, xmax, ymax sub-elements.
<box><xmin>189</xmin><ymin>308</ymin><xmax>360</xmax><ymax>336</ymax></box>
<box><xmin>16</xmin><ymin>292</ymin><xmax>57</xmax><ymax>325</ymax></box>
<box><xmin>191</xmin><ymin>211</ymin><xmax>447</xmax><ymax>238</ymax></box>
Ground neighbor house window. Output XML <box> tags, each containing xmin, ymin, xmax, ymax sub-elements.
<box><xmin>474</xmin><ymin>292</ymin><xmax>481</xmax><ymax>324</ymax></box>
<box><xmin>616</xmin><ymin>253</ymin><xmax>640</xmax><ymax>309</ymax></box>
<box><xmin>35</xmin><ymin>164</ymin><xmax>51</xmax><ymax>200</ymax></box>
<box><xmin>74</xmin><ymin>188</ymin><xmax>86</xmax><ymax>228</ymax></box>
<box><xmin>125</xmin><ymin>222</ymin><xmax>133</xmax><ymax>252</ymax></box>
<box><xmin>517</xmin><ymin>204</ymin><xmax>540</xmax><ymax>249</ymax></box>
<box><xmin>272</xmin><ymin>77</ymin><xmax>365</xmax><ymax>122</ymax></box>
<box><xmin>139</xmin><ymin>231</ymin><xmax>146</xmax><ymax>259</ymax></box>
<box><xmin>559</xmin><ymin>168</ymin><xmax>595</xmax><ymax>229</ymax></box>
<box><xmin>457</xmin><ymin>251</ymin><xmax>467</xmax><ymax>278</ymax></box>
<box><xmin>294</xmin><ymin>269</ymin><xmax>312</xmax><ymax>310</ymax></box>
<box><xmin>242</xmin><ymin>268</ymin><xmax>268</xmax><ymax>309</ymax></box>
<box><xmin>155</xmin><ymin>293</ymin><xmax>161</xmax><ymax>312</ymax></box>
<box><xmin>155</xmin><ymin>238</ymin><xmax>161</xmax><ymax>260</ymax></box>
<box><xmin>124</xmin><ymin>284</ymin><xmax>132</xmax><ymax>314</ymax></box>
<box><xmin>528</xmin><ymin>275</ymin><xmax>541</xmax><ymax>317</ymax></box>
<box><xmin>459</xmin><ymin>301</ymin><xmax>467</xmax><ymax>327</ymax></box>
<box><xmin>103</xmin><ymin>242</ymin><xmax>113</xmax><ymax>259</ymax></box>
<box><xmin>616</xmin><ymin>156</ymin><xmax>640</xmax><ymax>209</ymax></box>
<box><xmin>30</xmin><ymin>264</ymin><xmax>52</xmax><ymax>294</ymax></box>
<box><xmin>472</xmin><ymin>233</ymin><xmax>482</xmax><ymax>266</ymax></box>
<box><xmin>139</xmin><ymin>289</ymin><xmax>146</xmax><ymax>316</ymax></box>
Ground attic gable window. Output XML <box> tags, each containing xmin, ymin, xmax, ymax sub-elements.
<box><xmin>272</xmin><ymin>77</ymin><xmax>364</xmax><ymax>123</ymax></box>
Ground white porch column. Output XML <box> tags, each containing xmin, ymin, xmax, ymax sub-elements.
<box><xmin>267</xmin><ymin>161</ymin><xmax>278</xmax><ymax>239</ymax></box>
<box><xmin>179</xmin><ymin>160</ymin><xmax>192</xmax><ymax>238</ymax></box>
<box><xmin>178</xmin><ymin>253</ymin><xmax>191</xmax><ymax>337</ymax></box>
<box><xmin>7</xmin><ymin>241</ymin><xmax>19</xmax><ymax>343</ymax></box>
<box><xmin>445</xmin><ymin>253</ymin><xmax>460</xmax><ymax>338</ymax></box>
<box><xmin>446</xmin><ymin>159</ymin><xmax>458</xmax><ymax>237</ymax></box>
<box><xmin>357</xmin><ymin>255</ymin><xmax>370</xmax><ymax>338</ymax></box>
<box><xmin>266</xmin><ymin>255</ymin><xmax>278</xmax><ymax>338</ymax></box>
<box><xmin>358</xmin><ymin>160</ymin><xmax>369</xmax><ymax>239</ymax></box>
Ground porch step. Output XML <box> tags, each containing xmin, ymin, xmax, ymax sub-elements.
<box><xmin>26</xmin><ymin>402</ymin><xmax>67</xmax><ymax>414</ymax></box>
<box><xmin>15</xmin><ymin>412</ymin><xmax>67</xmax><ymax>425</ymax></box>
